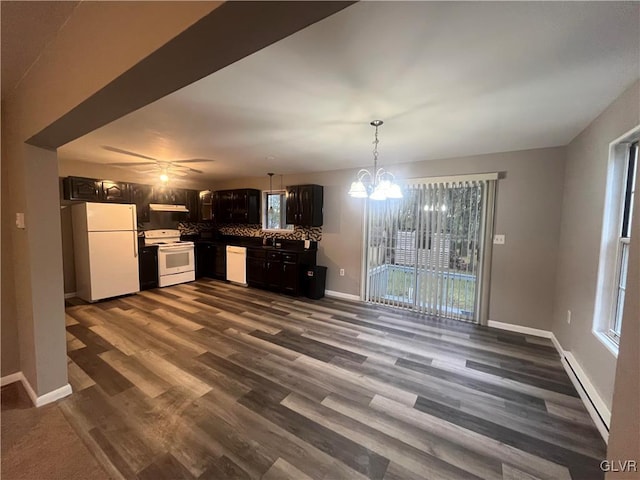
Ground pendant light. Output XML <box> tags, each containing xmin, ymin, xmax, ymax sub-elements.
<box><xmin>268</xmin><ymin>172</ymin><xmax>274</xmax><ymax>213</ymax></box>
<box><xmin>348</xmin><ymin>120</ymin><xmax>403</xmax><ymax>200</ymax></box>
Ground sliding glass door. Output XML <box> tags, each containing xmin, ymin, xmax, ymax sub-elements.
<box><xmin>364</xmin><ymin>177</ymin><xmax>495</xmax><ymax>323</ymax></box>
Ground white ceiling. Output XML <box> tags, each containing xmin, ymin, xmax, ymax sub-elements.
<box><xmin>58</xmin><ymin>2</ymin><xmax>640</xmax><ymax>181</ymax></box>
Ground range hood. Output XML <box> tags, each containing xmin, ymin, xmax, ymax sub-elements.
<box><xmin>149</xmin><ymin>203</ymin><xmax>189</xmax><ymax>213</ymax></box>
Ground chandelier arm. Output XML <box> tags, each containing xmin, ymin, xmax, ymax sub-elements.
<box><xmin>348</xmin><ymin>119</ymin><xmax>403</xmax><ymax>200</ymax></box>
<box><xmin>357</xmin><ymin>169</ymin><xmax>373</xmax><ymax>182</ymax></box>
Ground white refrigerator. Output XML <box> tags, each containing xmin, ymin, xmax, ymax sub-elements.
<box><xmin>72</xmin><ymin>202</ymin><xmax>140</xmax><ymax>302</ymax></box>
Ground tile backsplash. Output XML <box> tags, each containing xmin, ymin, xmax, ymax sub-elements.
<box><xmin>178</xmin><ymin>222</ymin><xmax>321</xmax><ymax>241</ymax></box>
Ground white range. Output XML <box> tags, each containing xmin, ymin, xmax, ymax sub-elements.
<box><xmin>144</xmin><ymin>229</ymin><xmax>195</xmax><ymax>287</ymax></box>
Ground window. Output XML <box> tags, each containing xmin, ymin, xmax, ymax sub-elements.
<box><xmin>263</xmin><ymin>190</ymin><xmax>293</xmax><ymax>231</ymax></box>
<box><xmin>611</xmin><ymin>141</ymin><xmax>637</xmax><ymax>341</ymax></box>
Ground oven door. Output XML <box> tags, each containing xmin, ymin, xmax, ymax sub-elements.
<box><xmin>158</xmin><ymin>245</ymin><xmax>195</xmax><ymax>276</ymax></box>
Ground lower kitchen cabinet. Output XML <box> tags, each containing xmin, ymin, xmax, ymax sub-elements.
<box><xmin>247</xmin><ymin>247</ymin><xmax>315</xmax><ymax>296</ymax></box>
<box><xmin>265</xmin><ymin>252</ymin><xmax>283</xmax><ymax>290</ymax></box>
<box><xmin>247</xmin><ymin>249</ymin><xmax>267</xmax><ymax>287</ymax></box>
<box><xmin>139</xmin><ymin>245</ymin><xmax>158</xmax><ymax>290</ymax></box>
<box><xmin>214</xmin><ymin>245</ymin><xmax>226</xmax><ymax>280</ymax></box>
<box><xmin>281</xmin><ymin>253</ymin><xmax>300</xmax><ymax>296</ymax></box>
<box><xmin>195</xmin><ymin>243</ymin><xmax>215</xmax><ymax>278</ymax></box>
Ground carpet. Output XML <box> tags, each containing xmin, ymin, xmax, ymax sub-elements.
<box><xmin>1</xmin><ymin>381</ymin><xmax>111</xmax><ymax>480</ymax></box>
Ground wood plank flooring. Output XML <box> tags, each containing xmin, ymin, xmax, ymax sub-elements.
<box><xmin>61</xmin><ymin>279</ymin><xmax>606</xmax><ymax>480</ymax></box>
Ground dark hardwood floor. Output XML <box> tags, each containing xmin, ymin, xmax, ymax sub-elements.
<box><xmin>61</xmin><ymin>279</ymin><xmax>606</xmax><ymax>480</ymax></box>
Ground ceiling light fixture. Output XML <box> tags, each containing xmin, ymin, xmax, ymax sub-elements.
<box><xmin>268</xmin><ymin>172</ymin><xmax>274</xmax><ymax>213</ymax></box>
<box><xmin>348</xmin><ymin>120</ymin><xmax>402</xmax><ymax>200</ymax></box>
<box><xmin>159</xmin><ymin>172</ymin><xmax>169</xmax><ymax>184</ymax></box>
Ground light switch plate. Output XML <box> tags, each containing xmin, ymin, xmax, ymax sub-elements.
<box><xmin>493</xmin><ymin>234</ymin><xmax>505</xmax><ymax>245</ymax></box>
<box><xmin>15</xmin><ymin>213</ymin><xmax>25</xmax><ymax>229</ymax></box>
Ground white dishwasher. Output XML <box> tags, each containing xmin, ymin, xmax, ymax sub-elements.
<box><xmin>226</xmin><ymin>245</ymin><xmax>247</xmax><ymax>286</ymax></box>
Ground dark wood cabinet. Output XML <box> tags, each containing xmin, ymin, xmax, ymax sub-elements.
<box><xmin>185</xmin><ymin>189</ymin><xmax>199</xmax><ymax>222</ymax></box>
<box><xmin>195</xmin><ymin>243</ymin><xmax>215</xmax><ymax>278</ymax></box>
<box><xmin>247</xmin><ymin>247</ymin><xmax>315</xmax><ymax>296</ymax></box>
<box><xmin>214</xmin><ymin>189</ymin><xmax>260</xmax><ymax>224</ymax></box>
<box><xmin>138</xmin><ymin>245</ymin><xmax>158</xmax><ymax>290</ymax></box>
<box><xmin>281</xmin><ymin>253</ymin><xmax>300</xmax><ymax>296</ymax></box>
<box><xmin>199</xmin><ymin>190</ymin><xmax>213</xmax><ymax>221</ymax></box>
<box><xmin>63</xmin><ymin>176</ymin><xmax>100</xmax><ymax>201</ymax></box>
<box><xmin>62</xmin><ymin>176</ymin><xmax>203</xmax><ymax>224</ymax></box>
<box><xmin>286</xmin><ymin>184</ymin><xmax>323</xmax><ymax>227</ymax></box>
<box><xmin>129</xmin><ymin>183</ymin><xmax>153</xmax><ymax>223</ymax></box>
<box><xmin>153</xmin><ymin>187</ymin><xmax>186</xmax><ymax>205</ymax></box>
<box><xmin>214</xmin><ymin>246</ymin><xmax>226</xmax><ymax>279</ymax></box>
<box><xmin>215</xmin><ymin>190</ymin><xmax>234</xmax><ymax>223</ymax></box>
<box><xmin>265</xmin><ymin>251</ymin><xmax>283</xmax><ymax>290</ymax></box>
<box><xmin>247</xmin><ymin>249</ymin><xmax>266</xmax><ymax>287</ymax></box>
<box><xmin>100</xmin><ymin>180</ymin><xmax>130</xmax><ymax>203</ymax></box>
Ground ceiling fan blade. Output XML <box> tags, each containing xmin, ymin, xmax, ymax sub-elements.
<box><xmin>168</xmin><ymin>164</ymin><xmax>203</xmax><ymax>174</ymax></box>
<box><xmin>171</xmin><ymin>158</ymin><xmax>215</xmax><ymax>164</ymax></box>
<box><xmin>102</xmin><ymin>146</ymin><xmax>158</xmax><ymax>161</ymax></box>
<box><xmin>106</xmin><ymin>161</ymin><xmax>159</xmax><ymax>167</ymax></box>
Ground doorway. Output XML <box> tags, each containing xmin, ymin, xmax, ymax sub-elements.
<box><xmin>364</xmin><ymin>176</ymin><xmax>496</xmax><ymax>323</ymax></box>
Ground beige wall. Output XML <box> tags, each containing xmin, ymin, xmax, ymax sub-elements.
<box><xmin>552</xmin><ymin>80</ymin><xmax>640</xmax><ymax>410</ymax></box>
<box><xmin>216</xmin><ymin>146</ymin><xmax>566</xmax><ymax>330</ymax></box>
<box><xmin>1</xmin><ymin>110</ymin><xmax>19</xmax><ymax>376</ymax></box>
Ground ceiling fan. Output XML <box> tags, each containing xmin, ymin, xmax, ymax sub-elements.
<box><xmin>102</xmin><ymin>146</ymin><xmax>214</xmax><ymax>180</ymax></box>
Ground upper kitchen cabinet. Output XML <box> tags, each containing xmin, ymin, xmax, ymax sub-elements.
<box><xmin>199</xmin><ymin>190</ymin><xmax>213</xmax><ymax>221</ymax></box>
<box><xmin>129</xmin><ymin>183</ymin><xmax>153</xmax><ymax>222</ymax></box>
<box><xmin>99</xmin><ymin>180</ymin><xmax>130</xmax><ymax>203</ymax></box>
<box><xmin>214</xmin><ymin>189</ymin><xmax>260</xmax><ymax>224</ymax></box>
<box><xmin>152</xmin><ymin>186</ymin><xmax>186</xmax><ymax>205</ymax></box>
<box><xmin>184</xmin><ymin>189</ymin><xmax>199</xmax><ymax>222</ymax></box>
<box><xmin>286</xmin><ymin>185</ymin><xmax>323</xmax><ymax>227</ymax></box>
<box><xmin>63</xmin><ymin>176</ymin><xmax>100</xmax><ymax>202</ymax></box>
<box><xmin>233</xmin><ymin>189</ymin><xmax>260</xmax><ymax>224</ymax></box>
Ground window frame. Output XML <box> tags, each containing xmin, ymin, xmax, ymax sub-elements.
<box><xmin>610</xmin><ymin>141</ymin><xmax>637</xmax><ymax>341</ymax></box>
<box><xmin>262</xmin><ymin>189</ymin><xmax>293</xmax><ymax>232</ymax></box>
<box><xmin>594</xmin><ymin>128</ymin><xmax>639</xmax><ymax>356</ymax></box>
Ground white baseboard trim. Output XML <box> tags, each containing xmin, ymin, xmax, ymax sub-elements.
<box><xmin>325</xmin><ymin>290</ymin><xmax>361</xmax><ymax>301</ymax></box>
<box><xmin>0</xmin><ymin>371</ymin><xmax>72</xmax><ymax>407</ymax></box>
<box><xmin>64</xmin><ymin>292</ymin><xmax>77</xmax><ymax>299</ymax></box>
<box><xmin>487</xmin><ymin>320</ymin><xmax>553</xmax><ymax>338</ymax></box>
<box><xmin>486</xmin><ymin>321</ymin><xmax>610</xmax><ymax>442</ymax></box>
<box><xmin>1</xmin><ymin>372</ymin><xmax>24</xmax><ymax>387</ymax></box>
<box><xmin>561</xmin><ymin>349</ymin><xmax>610</xmax><ymax>442</ymax></box>
<box><xmin>33</xmin><ymin>383</ymin><xmax>73</xmax><ymax>407</ymax></box>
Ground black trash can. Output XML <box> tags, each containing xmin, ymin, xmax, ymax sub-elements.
<box><xmin>305</xmin><ymin>266</ymin><xmax>327</xmax><ymax>299</ymax></box>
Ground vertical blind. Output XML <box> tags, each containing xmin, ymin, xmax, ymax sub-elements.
<box><xmin>365</xmin><ymin>178</ymin><xmax>495</xmax><ymax>323</ymax></box>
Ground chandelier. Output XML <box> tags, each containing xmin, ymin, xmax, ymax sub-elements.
<box><xmin>348</xmin><ymin>120</ymin><xmax>403</xmax><ymax>200</ymax></box>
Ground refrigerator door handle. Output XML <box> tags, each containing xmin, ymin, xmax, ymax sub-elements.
<box><xmin>131</xmin><ymin>206</ymin><xmax>138</xmax><ymax>258</ymax></box>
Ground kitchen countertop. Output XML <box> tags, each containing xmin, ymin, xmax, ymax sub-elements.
<box><xmin>189</xmin><ymin>237</ymin><xmax>317</xmax><ymax>254</ymax></box>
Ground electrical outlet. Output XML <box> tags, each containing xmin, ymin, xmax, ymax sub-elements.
<box><xmin>493</xmin><ymin>234</ymin><xmax>505</xmax><ymax>245</ymax></box>
<box><xmin>339</xmin><ymin>269</ymin><xmax>345</xmax><ymax>276</ymax></box>
<box><xmin>567</xmin><ymin>310</ymin><xmax>571</xmax><ymax>324</ymax></box>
